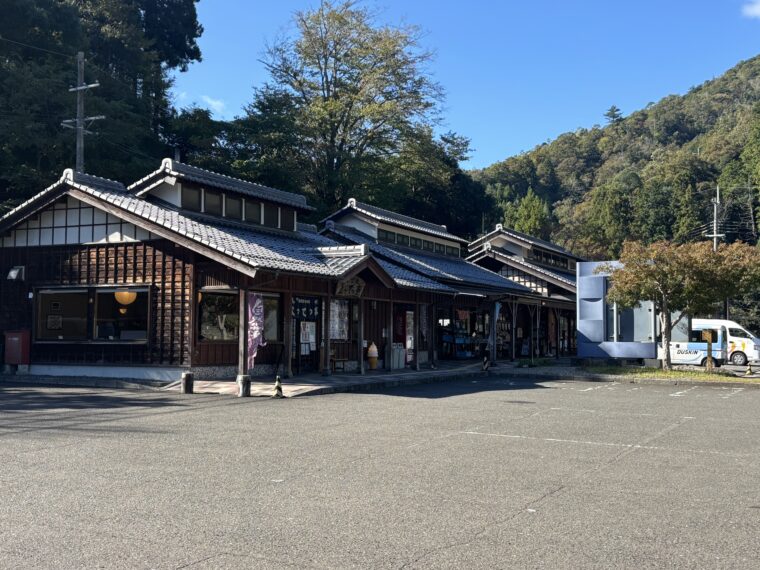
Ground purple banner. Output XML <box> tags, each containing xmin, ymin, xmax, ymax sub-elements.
<box><xmin>247</xmin><ymin>293</ymin><xmax>267</xmax><ymax>371</ymax></box>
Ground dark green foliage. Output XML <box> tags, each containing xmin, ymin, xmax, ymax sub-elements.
<box><xmin>0</xmin><ymin>0</ymin><xmax>202</xmax><ymax>211</ymax></box>
<box><xmin>474</xmin><ymin>56</ymin><xmax>760</xmax><ymax>257</ymax></box>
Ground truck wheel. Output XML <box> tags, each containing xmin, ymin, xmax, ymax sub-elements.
<box><xmin>731</xmin><ymin>352</ymin><xmax>747</xmax><ymax>366</ymax></box>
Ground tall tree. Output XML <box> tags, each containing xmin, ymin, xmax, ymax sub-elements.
<box><xmin>601</xmin><ymin>241</ymin><xmax>760</xmax><ymax>369</ymax></box>
<box><xmin>507</xmin><ymin>188</ymin><xmax>552</xmax><ymax>240</ymax></box>
<box><xmin>604</xmin><ymin>105</ymin><xmax>623</xmax><ymax>124</ymax></box>
<box><xmin>256</xmin><ymin>0</ymin><xmax>441</xmax><ymax>209</ymax></box>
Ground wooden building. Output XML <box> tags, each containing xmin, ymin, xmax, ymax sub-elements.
<box><xmin>468</xmin><ymin>224</ymin><xmax>582</xmax><ymax>359</ymax></box>
<box><xmin>322</xmin><ymin>200</ymin><xmax>531</xmax><ymax>364</ymax></box>
<box><xmin>0</xmin><ymin>161</ymin><xmax>524</xmax><ymax>380</ymax></box>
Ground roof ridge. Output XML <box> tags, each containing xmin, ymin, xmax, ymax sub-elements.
<box><xmin>348</xmin><ymin>198</ymin><xmax>448</xmax><ymax>231</ymax></box>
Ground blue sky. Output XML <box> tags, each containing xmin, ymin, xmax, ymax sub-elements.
<box><xmin>171</xmin><ymin>0</ymin><xmax>760</xmax><ymax>169</ymax></box>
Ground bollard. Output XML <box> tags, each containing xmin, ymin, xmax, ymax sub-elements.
<box><xmin>180</xmin><ymin>371</ymin><xmax>194</xmax><ymax>394</ymax></box>
<box><xmin>272</xmin><ymin>375</ymin><xmax>284</xmax><ymax>398</ymax></box>
<box><xmin>236</xmin><ymin>374</ymin><xmax>251</xmax><ymax>397</ymax></box>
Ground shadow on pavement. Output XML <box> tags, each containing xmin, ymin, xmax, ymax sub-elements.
<box><xmin>0</xmin><ymin>384</ymin><xmax>184</xmax><ymax>414</ymax></box>
<box><xmin>369</xmin><ymin>377</ymin><xmax>552</xmax><ymax>399</ymax></box>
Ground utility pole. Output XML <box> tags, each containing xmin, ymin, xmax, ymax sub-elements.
<box><xmin>705</xmin><ymin>186</ymin><xmax>728</xmax><ymax>318</ymax></box>
<box><xmin>61</xmin><ymin>52</ymin><xmax>104</xmax><ymax>173</ymax></box>
<box><xmin>705</xmin><ymin>185</ymin><xmax>724</xmax><ymax>253</ymax></box>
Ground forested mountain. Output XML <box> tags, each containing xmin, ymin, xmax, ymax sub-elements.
<box><xmin>474</xmin><ymin>55</ymin><xmax>760</xmax><ymax>259</ymax></box>
<box><xmin>3</xmin><ymin>1</ymin><xmax>760</xmax><ymax>256</ymax></box>
<box><xmin>0</xmin><ymin>0</ymin><xmax>202</xmax><ymax>205</ymax></box>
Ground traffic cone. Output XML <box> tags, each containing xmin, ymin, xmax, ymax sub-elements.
<box><xmin>272</xmin><ymin>375</ymin><xmax>284</xmax><ymax>398</ymax></box>
<box><xmin>746</xmin><ymin>362</ymin><xmax>753</xmax><ymax>376</ymax></box>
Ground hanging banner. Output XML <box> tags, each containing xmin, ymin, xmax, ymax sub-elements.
<box><xmin>247</xmin><ymin>293</ymin><xmax>267</xmax><ymax>371</ymax></box>
<box><xmin>293</xmin><ymin>297</ymin><xmax>320</xmax><ymax>319</ymax></box>
<box><xmin>330</xmin><ymin>299</ymin><xmax>350</xmax><ymax>340</ymax></box>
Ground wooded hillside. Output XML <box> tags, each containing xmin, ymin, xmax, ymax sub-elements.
<box><xmin>474</xmin><ymin>55</ymin><xmax>760</xmax><ymax>259</ymax></box>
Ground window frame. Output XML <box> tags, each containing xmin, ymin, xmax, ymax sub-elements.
<box><xmin>33</xmin><ymin>286</ymin><xmax>151</xmax><ymax>345</ymax></box>
<box><xmin>197</xmin><ymin>288</ymin><xmax>240</xmax><ymax>343</ymax></box>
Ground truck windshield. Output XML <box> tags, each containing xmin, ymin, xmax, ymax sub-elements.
<box><xmin>729</xmin><ymin>328</ymin><xmax>754</xmax><ymax>339</ymax></box>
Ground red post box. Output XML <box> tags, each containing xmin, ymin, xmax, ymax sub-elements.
<box><xmin>4</xmin><ymin>330</ymin><xmax>31</xmax><ymax>365</ymax></box>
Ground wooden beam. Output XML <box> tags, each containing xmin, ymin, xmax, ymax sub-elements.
<box><xmin>283</xmin><ymin>290</ymin><xmax>293</xmax><ymax>377</ymax></box>
<box><xmin>69</xmin><ymin>189</ymin><xmax>258</xmax><ymax>280</ymax></box>
<box><xmin>322</xmin><ymin>290</ymin><xmax>332</xmax><ymax>376</ymax></box>
<box><xmin>357</xmin><ymin>299</ymin><xmax>365</xmax><ymax>375</ymax></box>
<box><xmin>238</xmin><ymin>289</ymin><xmax>247</xmax><ymax>375</ymax></box>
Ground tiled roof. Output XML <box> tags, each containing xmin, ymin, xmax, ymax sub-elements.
<box><xmin>68</xmin><ymin>185</ymin><xmax>368</xmax><ymax>278</ymax></box>
<box><xmin>0</xmin><ymin>169</ymin><xmax>125</xmax><ymax>230</ymax></box>
<box><xmin>128</xmin><ymin>158</ymin><xmax>313</xmax><ymax>211</ymax></box>
<box><xmin>375</xmin><ymin>259</ymin><xmax>457</xmax><ymax>293</ymax></box>
<box><xmin>472</xmin><ymin>247</ymin><xmax>576</xmax><ymax>290</ymax></box>
<box><xmin>325</xmin><ymin>198</ymin><xmax>469</xmax><ymax>244</ymax></box>
<box><xmin>325</xmin><ymin>224</ymin><xmax>529</xmax><ymax>295</ymax></box>
<box><xmin>470</xmin><ymin>224</ymin><xmax>583</xmax><ymax>260</ymax></box>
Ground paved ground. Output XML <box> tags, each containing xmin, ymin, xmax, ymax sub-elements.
<box><xmin>2</xmin><ymin>377</ymin><xmax>760</xmax><ymax>569</ymax></box>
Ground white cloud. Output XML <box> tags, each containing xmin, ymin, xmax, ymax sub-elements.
<box><xmin>742</xmin><ymin>0</ymin><xmax>760</xmax><ymax>19</ymax></box>
<box><xmin>201</xmin><ymin>95</ymin><xmax>226</xmax><ymax>115</ymax></box>
<box><xmin>177</xmin><ymin>91</ymin><xmax>188</xmax><ymax>102</ymax></box>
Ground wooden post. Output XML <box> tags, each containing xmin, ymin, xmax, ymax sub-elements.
<box><xmin>555</xmin><ymin>308</ymin><xmax>561</xmax><ymax>360</ymax></box>
<box><xmin>386</xmin><ymin>301</ymin><xmax>393</xmax><ymax>370</ymax></box>
<box><xmin>238</xmin><ymin>289</ymin><xmax>247</xmax><ymax>375</ymax></box>
<box><xmin>413</xmin><ymin>301</ymin><xmax>420</xmax><ymax>371</ymax></box>
<box><xmin>511</xmin><ymin>301</ymin><xmax>518</xmax><ymax>362</ymax></box>
<box><xmin>323</xmin><ymin>290</ymin><xmax>332</xmax><ymax>376</ymax></box>
<box><xmin>357</xmin><ymin>299</ymin><xmax>365</xmax><ymax>375</ymax></box>
<box><xmin>283</xmin><ymin>291</ymin><xmax>293</xmax><ymax>378</ymax></box>
<box><xmin>429</xmin><ymin>303</ymin><xmax>436</xmax><ymax>368</ymax></box>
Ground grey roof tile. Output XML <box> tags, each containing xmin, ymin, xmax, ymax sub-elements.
<box><xmin>326</xmin><ymin>224</ymin><xmax>529</xmax><ymax>295</ymax></box>
<box><xmin>325</xmin><ymin>198</ymin><xmax>469</xmax><ymax>244</ymax></box>
<box><xmin>128</xmin><ymin>158</ymin><xmax>313</xmax><ymax>211</ymax></box>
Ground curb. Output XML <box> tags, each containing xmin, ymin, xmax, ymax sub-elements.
<box><xmin>0</xmin><ymin>374</ymin><xmax>168</xmax><ymax>391</ymax></box>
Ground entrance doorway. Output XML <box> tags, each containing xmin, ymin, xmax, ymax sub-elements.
<box><xmin>292</xmin><ymin>296</ymin><xmax>321</xmax><ymax>374</ymax></box>
<box><xmin>392</xmin><ymin>304</ymin><xmax>415</xmax><ymax>368</ymax></box>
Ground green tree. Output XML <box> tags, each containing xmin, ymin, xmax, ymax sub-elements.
<box><xmin>256</xmin><ymin>0</ymin><xmax>441</xmax><ymax>209</ymax></box>
<box><xmin>604</xmin><ymin>105</ymin><xmax>623</xmax><ymax>124</ymax></box>
<box><xmin>600</xmin><ymin>241</ymin><xmax>760</xmax><ymax>369</ymax></box>
<box><xmin>507</xmin><ymin>188</ymin><xmax>552</xmax><ymax>239</ymax></box>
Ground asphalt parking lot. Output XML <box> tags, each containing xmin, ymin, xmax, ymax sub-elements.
<box><xmin>1</xmin><ymin>377</ymin><xmax>759</xmax><ymax>569</ymax></box>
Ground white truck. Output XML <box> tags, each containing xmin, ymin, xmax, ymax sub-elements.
<box><xmin>692</xmin><ymin>319</ymin><xmax>760</xmax><ymax>366</ymax></box>
<box><xmin>669</xmin><ymin>325</ymin><xmax>727</xmax><ymax>367</ymax></box>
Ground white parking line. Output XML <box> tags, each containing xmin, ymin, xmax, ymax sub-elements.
<box><xmin>669</xmin><ymin>386</ymin><xmax>699</xmax><ymax>397</ymax></box>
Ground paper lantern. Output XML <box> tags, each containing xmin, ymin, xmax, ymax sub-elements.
<box><xmin>114</xmin><ymin>290</ymin><xmax>137</xmax><ymax>305</ymax></box>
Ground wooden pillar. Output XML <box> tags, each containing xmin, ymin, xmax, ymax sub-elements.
<box><xmin>322</xmin><ymin>290</ymin><xmax>332</xmax><ymax>376</ymax></box>
<box><xmin>429</xmin><ymin>303</ymin><xmax>436</xmax><ymax>368</ymax></box>
<box><xmin>386</xmin><ymin>301</ymin><xmax>394</xmax><ymax>370</ymax></box>
<box><xmin>238</xmin><ymin>289</ymin><xmax>247</xmax><ymax>375</ymax></box>
<box><xmin>511</xmin><ymin>301</ymin><xmax>518</xmax><ymax>361</ymax></box>
<box><xmin>490</xmin><ymin>301</ymin><xmax>498</xmax><ymax>364</ymax></box>
<box><xmin>413</xmin><ymin>301</ymin><xmax>420</xmax><ymax>371</ymax></box>
<box><xmin>357</xmin><ymin>299</ymin><xmax>365</xmax><ymax>375</ymax></box>
<box><xmin>555</xmin><ymin>308</ymin><xmax>561</xmax><ymax>360</ymax></box>
<box><xmin>283</xmin><ymin>291</ymin><xmax>293</xmax><ymax>377</ymax></box>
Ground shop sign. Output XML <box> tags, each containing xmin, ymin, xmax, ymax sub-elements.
<box><xmin>335</xmin><ymin>276</ymin><xmax>365</xmax><ymax>298</ymax></box>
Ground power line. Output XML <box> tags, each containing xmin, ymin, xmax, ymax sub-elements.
<box><xmin>0</xmin><ymin>35</ymin><xmax>74</xmax><ymax>59</ymax></box>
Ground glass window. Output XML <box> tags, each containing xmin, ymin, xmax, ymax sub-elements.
<box><xmin>263</xmin><ymin>296</ymin><xmax>281</xmax><ymax>341</ymax></box>
<box><xmin>245</xmin><ymin>200</ymin><xmax>261</xmax><ymax>224</ymax></box>
<box><xmin>204</xmin><ymin>190</ymin><xmax>222</xmax><ymax>216</ymax></box>
<box><xmin>435</xmin><ymin>243</ymin><xmax>445</xmax><ymax>254</ymax></box>
<box><xmin>225</xmin><ymin>196</ymin><xmax>242</xmax><ymax>220</ymax></box>
<box><xmin>198</xmin><ymin>292</ymin><xmax>239</xmax><ymax>341</ymax></box>
<box><xmin>36</xmin><ymin>290</ymin><xmax>89</xmax><ymax>341</ymax></box>
<box><xmin>329</xmin><ymin>299</ymin><xmax>350</xmax><ymax>340</ymax></box>
<box><xmin>446</xmin><ymin>245</ymin><xmax>459</xmax><ymax>257</ymax></box>
<box><xmin>410</xmin><ymin>237</ymin><xmax>422</xmax><ymax>249</ymax></box>
<box><xmin>280</xmin><ymin>207</ymin><xmax>296</xmax><ymax>231</ymax></box>
<box><xmin>264</xmin><ymin>203</ymin><xmax>279</xmax><ymax>228</ymax></box>
<box><xmin>729</xmin><ymin>328</ymin><xmax>752</xmax><ymax>339</ymax></box>
<box><xmin>396</xmin><ymin>234</ymin><xmax>409</xmax><ymax>246</ymax></box>
<box><xmin>423</xmin><ymin>240</ymin><xmax>434</xmax><ymax>252</ymax></box>
<box><xmin>95</xmin><ymin>289</ymin><xmax>149</xmax><ymax>341</ymax></box>
<box><xmin>181</xmin><ymin>186</ymin><xmax>201</xmax><ymax>211</ymax></box>
<box><xmin>378</xmin><ymin>229</ymin><xmax>396</xmax><ymax>244</ymax></box>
